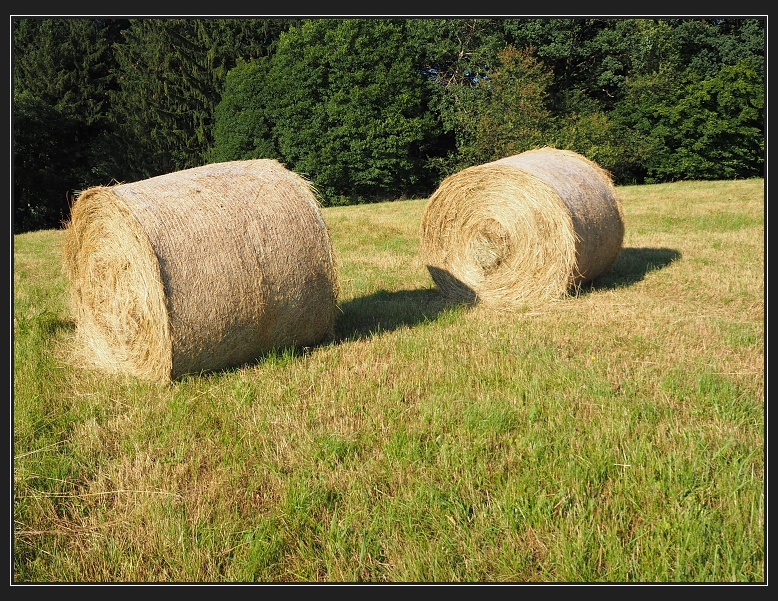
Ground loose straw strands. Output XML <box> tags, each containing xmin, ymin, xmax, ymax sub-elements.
<box><xmin>62</xmin><ymin>159</ymin><xmax>339</xmax><ymax>382</ymax></box>
<box><xmin>420</xmin><ymin>147</ymin><xmax>625</xmax><ymax>308</ymax></box>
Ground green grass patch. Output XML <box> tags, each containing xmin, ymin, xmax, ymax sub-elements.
<box><xmin>13</xmin><ymin>179</ymin><xmax>764</xmax><ymax>582</ymax></box>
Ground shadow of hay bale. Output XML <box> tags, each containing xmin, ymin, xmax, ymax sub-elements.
<box><xmin>168</xmin><ymin>247</ymin><xmax>680</xmax><ymax>378</ymax></box>
<box><xmin>334</xmin><ymin>286</ymin><xmax>469</xmax><ymax>341</ymax></box>
<box><xmin>423</xmin><ymin>266</ymin><xmax>478</xmax><ymax>306</ymax></box>
<box><xmin>583</xmin><ymin>246</ymin><xmax>682</xmax><ymax>291</ymax></box>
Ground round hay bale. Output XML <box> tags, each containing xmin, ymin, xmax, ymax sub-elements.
<box><xmin>62</xmin><ymin>159</ymin><xmax>339</xmax><ymax>382</ymax></box>
<box><xmin>419</xmin><ymin>147</ymin><xmax>625</xmax><ymax>307</ymax></box>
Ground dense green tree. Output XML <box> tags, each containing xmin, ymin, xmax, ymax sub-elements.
<box><xmin>517</xmin><ymin>17</ymin><xmax>765</xmax><ymax>184</ymax></box>
<box><xmin>612</xmin><ymin>57</ymin><xmax>763</xmax><ymax>183</ymax></box>
<box><xmin>657</xmin><ymin>61</ymin><xmax>761</xmax><ymax>182</ymax></box>
<box><xmin>407</xmin><ymin>18</ymin><xmax>646</xmax><ymax>173</ymax></box>
<box><xmin>12</xmin><ymin>18</ymin><xmax>126</xmax><ymax>232</ymax></box>
<box><xmin>497</xmin><ymin>19</ymin><xmax>640</xmax><ymax>114</ymax></box>
<box><xmin>13</xmin><ymin>18</ymin><xmax>124</xmax><ymax>124</ymax></box>
<box><xmin>468</xmin><ymin>45</ymin><xmax>553</xmax><ymax>165</ymax></box>
<box><xmin>110</xmin><ymin>18</ymin><xmax>294</xmax><ymax>181</ymax></box>
<box><xmin>463</xmin><ymin>36</ymin><xmax>635</xmax><ymax>180</ymax></box>
<box><xmin>662</xmin><ymin>18</ymin><xmax>764</xmax><ymax>79</ymax></box>
<box><xmin>211</xmin><ymin>58</ymin><xmax>279</xmax><ymax>162</ymax></box>
<box><xmin>12</xmin><ymin>17</ymin><xmax>766</xmax><ymax>232</ymax></box>
<box><xmin>711</xmin><ymin>18</ymin><xmax>765</xmax><ymax>78</ymax></box>
<box><xmin>407</xmin><ymin>18</ymin><xmax>513</xmax><ymax>174</ymax></box>
<box><xmin>266</xmin><ymin>18</ymin><xmax>441</xmax><ymax>204</ymax></box>
<box><xmin>13</xmin><ymin>92</ymin><xmax>78</xmax><ymax>233</ymax></box>
<box><xmin>479</xmin><ymin>19</ymin><xmax>641</xmax><ymax>178</ymax></box>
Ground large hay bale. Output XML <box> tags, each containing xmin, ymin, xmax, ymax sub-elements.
<box><xmin>62</xmin><ymin>159</ymin><xmax>339</xmax><ymax>382</ymax></box>
<box><xmin>419</xmin><ymin>147</ymin><xmax>625</xmax><ymax>307</ymax></box>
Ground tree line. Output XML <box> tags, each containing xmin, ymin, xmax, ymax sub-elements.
<box><xmin>12</xmin><ymin>17</ymin><xmax>765</xmax><ymax>233</ymax></box>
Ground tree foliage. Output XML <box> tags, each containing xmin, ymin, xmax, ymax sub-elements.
<box><xmin>615</xmin><ymin>60</ymin><xmax>764</xmax><ymax>183</ymax></box>
<box><xmin>12</xmin><ymin>18</ymin><xmax>125</xmax><ymax>233</ymax></box>
<box><xmin>264</xmin><ymin>19</ymin><xmax>441</xmax><ymax>204</ymax></box>
<box><xmin>468</xmin><ymin>45</ymin><xmax>553</xmax><ymax>165</ymax></box>
<box><xmin>12</xmin><ymin>17</ymin><xmax>765</xmax><ymax>232</ymax></box>
<box><xmin>109</xmin><ymin>18</ymin><xmax>295</xmax><ymax>180</ymax></box>
<box><xmin>211</xmin><ymin>58</ymin><xmax>279</xmax><ymax>163</ymax></box>
<box><xmin>406</xmin><ymin>18</ymin><xmax>511</xmax><ymax>174</ymax></box>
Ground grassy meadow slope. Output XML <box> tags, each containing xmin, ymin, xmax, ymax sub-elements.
<box><xmin>13</xmin><ymin>178</ymin><xmax>764</xmax><ymax>582</ymax></box>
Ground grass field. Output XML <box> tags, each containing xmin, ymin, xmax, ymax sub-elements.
<box><xmin>12</xmin><ymin>178</ymin><xmax>764</xmax><ymax>582</ymax></box>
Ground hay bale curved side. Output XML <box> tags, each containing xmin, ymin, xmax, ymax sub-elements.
<box><xmin>492</xmin><ymin>147</ymin><xmax>625</xmax><ymax>285</ymax></box>
<box><xmin>419</xmin><ymin>147</ymin><xmax>624</xmax><ymax>307</ymax></box>
<box><xmin>62</xmin><ymin>159</ymin><xmax>339</xmax><ymax>382</ymax></box>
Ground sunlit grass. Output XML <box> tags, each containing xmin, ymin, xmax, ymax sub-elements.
<box><xmin>13</xmin><ymin>178</ymin><xmax>764</xmax><ymax>582</ymax></box>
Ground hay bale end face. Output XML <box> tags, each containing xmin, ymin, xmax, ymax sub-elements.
<box><xmin>62</xmin><ymin>159</ymin><xmax>339</xmax><ymax>382</ymax></box>
<box><xmin>419</xmin><ymin>147</ymin><xmax>625</xmax><ymax>307</ymax></box>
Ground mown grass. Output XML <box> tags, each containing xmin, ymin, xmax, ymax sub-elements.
<box><xmin>12</xmin><ymin>178</ymin><xmax>764</xmax><ymax>582</ymax></box>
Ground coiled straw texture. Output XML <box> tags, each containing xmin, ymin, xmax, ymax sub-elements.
<box><xmin>419</xmin><ymin>147</ymin><xmax>624</xmax><ymax>307</ymax></box>
<box><xmin>62</xmin><ymin>159</ymin><xmax>339</xmax><ymax>382</ymax></box>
